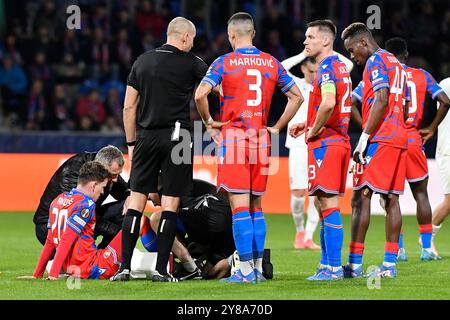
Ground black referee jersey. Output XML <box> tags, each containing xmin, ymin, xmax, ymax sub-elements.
<box><xmin>127</xmin><ymin>44</ymin><xmax>208</xmax><ymax>132</ymax></box>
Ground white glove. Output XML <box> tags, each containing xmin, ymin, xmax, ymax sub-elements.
<box><xmin>354</xmin><ymin>132</ymin><xmax>370</xmax><ymax>164</ymax></box>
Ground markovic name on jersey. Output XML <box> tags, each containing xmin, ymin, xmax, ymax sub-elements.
<box><xmin>229</xmin><ymin>57</ymin><xmax>274</xmax><ymax>68</ymax></box>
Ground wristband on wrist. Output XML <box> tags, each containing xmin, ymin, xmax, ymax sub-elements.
<box><xmin>126</xmin><ymin>140</ymin><xmax>136</xmax><ymax>146</ymax></box>
<box><xmin>360</xmin><ymin>132</ymin><xmax>370</xmax><ymax>141</ymax></box>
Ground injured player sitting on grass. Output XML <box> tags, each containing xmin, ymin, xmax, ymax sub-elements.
<box><xmin>17</xmin><ymin>161</ymin><xmax>170</xmax><ymax>280</ymax></box>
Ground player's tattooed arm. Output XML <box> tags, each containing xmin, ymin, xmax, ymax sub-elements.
<box><xmin>420</xmin><ymin>92</ymin><xmax>450</xmax><ymax>143</ymax></box>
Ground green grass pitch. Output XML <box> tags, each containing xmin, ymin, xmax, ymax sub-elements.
<box><xmin>0</xmin><ymin>212</ymin><xmax>449</xmax><ymax>300</ymax></box>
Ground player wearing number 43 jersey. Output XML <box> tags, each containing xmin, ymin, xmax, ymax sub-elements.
<box><xmin>342</xmin><ymin>23</ymin><xmax>410</xmax><ymax>278</ymax></box>
<box><xmin>383</xmin><ymin>38</ymin><xmax>450</xmax><ymax>261</ymax></box>
<box><xmin>290</xmin><ymin>20</ymin><xmax>351</xmax><ymax>281</ymax></box>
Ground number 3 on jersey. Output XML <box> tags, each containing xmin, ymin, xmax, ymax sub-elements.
<box><xmin>247</xmin><ymin>69</ymin><xmax>262</xmax><ymax>106</ymax></box>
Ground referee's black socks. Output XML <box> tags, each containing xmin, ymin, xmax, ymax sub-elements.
<box><xmin>120</xmin><ymin>209</ymin><xmax>143</xmax><ymax>271</ymax></box>
<box><xmin>155</xmin><ymin>211</ymin><xmax>177</xmax><ymax>275</ymax></box>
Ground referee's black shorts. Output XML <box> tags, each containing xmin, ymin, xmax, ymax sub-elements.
<box><xmin>130</xmin><ymin>128</ymin><xmax>193</xmax><ymax>197</ymax></box>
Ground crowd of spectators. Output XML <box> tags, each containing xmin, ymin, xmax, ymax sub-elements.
<box><xmin>0</xmin><ymin>0</ymin><xmax>448</xmax><ymax>133</ymax></box>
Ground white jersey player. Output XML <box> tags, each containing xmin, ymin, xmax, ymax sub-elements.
<box><xmin>282</xmin><ymin>50</ymin><xmax>353</xmax><ymax>250</ymax></box>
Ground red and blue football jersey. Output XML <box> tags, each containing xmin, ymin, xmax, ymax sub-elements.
<box><xmin>361</xmin><ymin>49</ymin><xmax>408</xmax><ymax>149</ymax></box>
<box><xmin>201</xmin><ymin>46</ymin><xmax>295</xmax><ymax>147</ymax></box>
<box><xmin>307</xmin><ymin>55</ymin><xmax>352</xmax><ymax>150</ymax></box>
<box><xmin>404</xmin><ymin>65</ymin><xmax>444</xmax><ymax>146</ymax></box>
<box><xmin>48</xmin><ymin>189</ymin><xmax>97</xmax><ymax>277</ymax></box>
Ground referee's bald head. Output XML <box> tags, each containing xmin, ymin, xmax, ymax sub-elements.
<box><xmin>167</xmin><ymin>17</ymin><xmax>196</xmax><ymax>39</ymax></box>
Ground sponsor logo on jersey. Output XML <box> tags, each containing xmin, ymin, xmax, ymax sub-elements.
<box><xmin>240</xmin><ymin>110</ymin><xmax>253</xmax><ymax>118</ymax></box>
<box><xmin>321</xmin><ymin>73</ymin><xmax>330</xmax><ymax>81</ymax></box>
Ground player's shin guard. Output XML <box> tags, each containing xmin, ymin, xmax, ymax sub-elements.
<box><xmin>140</xmin><ymin>215</ymin><xmax>158</xmax><ymax>252</ymax></box>
<box><xmin>155</xmin><ymin>211</ymin><xmax>177</xmax><ymax>275</ymax></box>
<box><xmin>419</xmin><ymin>224</ymin><xmax>433</xmax><ymax>249</ymax></box>
<box><xmin>319</xmin><ymin>220</ymin><xmax>328</xmax><ymax>266</ymax></box>
<box><xmin>398</xmin><ymin>229</ymin><xmax>404</xmax><ymax>249</ymax></box>
<box><xmin>322</xmin><ymin>208</ymin><xmax>343</xmax><ymax>268</ymax></box>
<box><xmin>232</xmin><ymin>207</ymin><xmax>254</xmax><ymax>276</ymax></box>
<box><xmin>251</xmin><ymin>208</ymin><xmax>266</xmax><ymax>272</ymax></box>
<box><xmin>384</xmin><ymin>242</ymin><xmax>399</xmax><ymax>265</ymax></box>
<box><xmin>121</xmin><ymin>209</ymin><xmax>143</xmax><ymax>270</ymax></box>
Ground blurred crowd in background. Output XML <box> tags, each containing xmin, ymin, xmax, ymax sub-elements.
<box><xmin>0</xmin><ymin>0</ymin><xmax>449</xmax><ymax>133</ymax></box>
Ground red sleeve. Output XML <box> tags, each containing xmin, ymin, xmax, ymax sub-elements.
<box><xmin>33</xmin><ymin>231</ymin><xmax>55</xmax><ymax>278</ymax></box>
<box><xmin>48</xmin><ymin>227</ymin><xmax>79</xmax><ymax>278</ymax></box>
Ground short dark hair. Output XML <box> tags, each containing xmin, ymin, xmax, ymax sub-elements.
<box><xmin>341</xmin><ymin>22</ymin><xmax>371</xmax><ymax>41</ymax></box>
<box><xmin>385</xmin><ymin>37</ymin><xmax>408</xmax><ymax>56</ymax></box>
<box><xmin>307</xmin><ymin>20</ymin><xmax>337</xmax><ymax>38</ymax></box>
<box><xmin>78</xmin><ymin>161</ymin><xmax>111</xmax><ymax>185</ymax></box>
<box><xmin>227</xmin><ymin>12</ymin><xmax>254</xmax><ymax>25</ymax></box>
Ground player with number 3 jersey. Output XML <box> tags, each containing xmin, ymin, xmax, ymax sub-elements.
<box><xmin>195</xmin><ymin>12</ymin><xmax>303</xmax><ymax>283</ymax></box>
<box><xmin>200</xmin><ymin>42</ymin><xmax>296</xmax><ymax>195</ymax></box>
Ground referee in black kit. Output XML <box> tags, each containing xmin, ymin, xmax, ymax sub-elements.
<box><xmin>111</xmin><ymin>17</ymin><xmax>210</xmax><ymax>282</ymax></box>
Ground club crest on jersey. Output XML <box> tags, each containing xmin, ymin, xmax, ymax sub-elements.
<box><xmin>355</xmin><ymin>177</ymin><xmax>359</xmax><ymax>184</ymax></box>
<box><xmin>81</xmin><ymin>208</ymin><xmax>90</xmax><ymax>218</ymax></box>
<box><xmin>103</xmin><ymin>251</ymin><xmax>111</xmax><ymax>259</ymax></box>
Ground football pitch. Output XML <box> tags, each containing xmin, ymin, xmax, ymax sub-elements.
<box><xmin>0</xmin><ymin>212</ymin><xmax>449</xmax><ymax>300</ymax></box>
